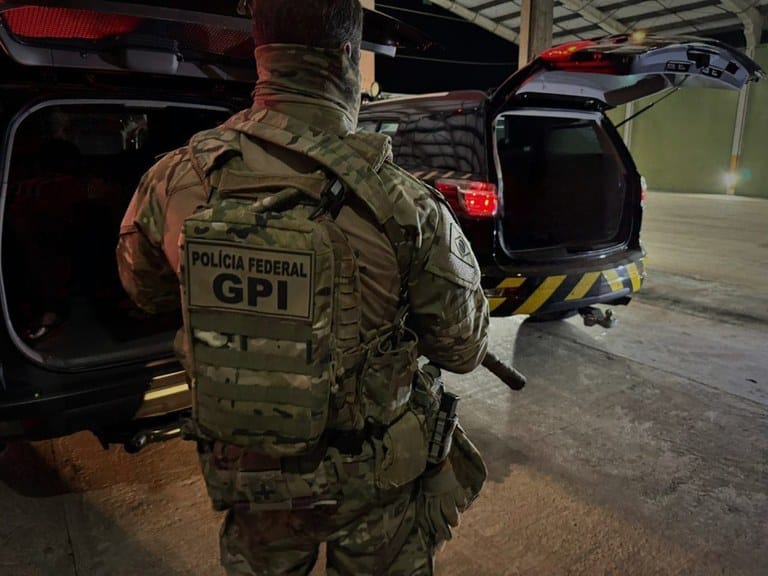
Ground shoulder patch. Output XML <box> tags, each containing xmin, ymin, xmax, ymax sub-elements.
<box><xmin>424</xmin><ymin>204</ymin><xmax>481</xmax><ymax>290</ymax></box>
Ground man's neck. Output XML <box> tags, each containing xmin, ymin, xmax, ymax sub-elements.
<box><xmin>252</xmin><ymin>44</ymin><xmax>361</xmax><ymax>136</ymax></box>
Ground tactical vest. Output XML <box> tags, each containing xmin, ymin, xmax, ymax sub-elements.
<box><xmin>180</xmin><ymin>112</ymin><xmax>418</xmax><ymax>458</ymax></box>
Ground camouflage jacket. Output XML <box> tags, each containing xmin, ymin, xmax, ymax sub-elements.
<box><xmin>116</xmin><ymin>44</ymin><xmax>489</xmax><ymax>373</ymax></box>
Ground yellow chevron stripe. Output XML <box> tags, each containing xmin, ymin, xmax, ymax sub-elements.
<box><xmin>603</xmin><ymin>269</ymin><xmax>625</xmax><ymax>292</ymax></box>
<box><xmin>514</xmin><ymin>275</ymin><xmax>567</xmax><ymax>315</ymax></box>
<box><xmin>626</xmin><ymin>263</ymin><xmax>642</xmax><ymax>291</ymax></box>
<box><xmin>488</xmin><ymin>298</ymin><xmax>506</xmax><ymax>312</ymax></box>
<box><xmin>565</xmin><ymin>272</ymin><xmax>601</xmax><ymax>301</ymax></box>
<box><xmin>498</xmin><ymin>277</ymin><xmax>526</xmax><ymax>289</ymax></box>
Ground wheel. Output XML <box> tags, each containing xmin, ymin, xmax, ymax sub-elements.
<box><xmin>527</xmin><ymin>310</ymin><xmax>577</xmax><ymax>323</ymax></box>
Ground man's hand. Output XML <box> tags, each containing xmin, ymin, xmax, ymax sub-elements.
<box><xmin>417</xmin><ymin>459</ymin><xmax>466</xmax><ymax>546</ymax></box>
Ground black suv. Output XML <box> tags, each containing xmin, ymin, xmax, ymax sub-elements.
<box><xmin>0</xmin><ymin>0</ymin><xmax>424</xmax><ymax>449</ymax></box>
<box><xmin>360</xmin><ymin>36</ymin><xmax>763</xmax><ymax>319</ymax></box>
<box><xmin>0</xmin><ymin>2</ymin><xmax>761</xmax><ymax>450</ymax></box>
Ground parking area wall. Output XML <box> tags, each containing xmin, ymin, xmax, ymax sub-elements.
<box><xmin>607</xmin><ymin>44</ymin><xmax>768</xmax><ymax>198</ymax></box>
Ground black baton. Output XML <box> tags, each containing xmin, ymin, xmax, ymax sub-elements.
<box><xmin>482</xmin><ymin>351</ymin><xmax>526</xmax><ymax>390</ymax></box>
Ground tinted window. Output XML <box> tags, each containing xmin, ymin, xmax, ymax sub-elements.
<box><xmin>405</xmin><ymin>111</ymin><xmax>484</xmax><ymax>173</ymax></box>
<box><xmin>363</xmin><ymin>109</ymin><xmax>485</xmax><ymax>175</ymax></box>
<box><xmin>379</xmin><ymin>122</ymin><xmax>399</xmax><ymax>136</ymax></box>
<box><xmin>545</xmin><ymin>122</ymin><xmax>604</xmax><ymax>155</ymax></box>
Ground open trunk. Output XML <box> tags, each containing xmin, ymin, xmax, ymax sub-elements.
<box><xmin>489</xmin><ymin>34</ymin><xmax>764</xmax><ymax>261</ymax></box>
<box><xmin>1</xmin><ymin>99</ymin><xmax>231</xmax><ymax>368</ymax></box>
<box><xmin>495</xmin><ymin>109</ymin><xmax>630</xmax><ymax>256</ymax></box>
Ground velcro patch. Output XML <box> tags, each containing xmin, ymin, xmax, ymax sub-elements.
<box><xmin>450</xmin><ymin>223</ymin><xmax>475</xmax><ymax>268</ymax></box>
<box><xmin>424</xmin><ymin>220</ymin><xmax>481</xmax><ymax>290</ymax></box>
<box><xmin>186</xmin><ymin>240</ymin><xmax>314</xmax><ymax>320</ymax></box>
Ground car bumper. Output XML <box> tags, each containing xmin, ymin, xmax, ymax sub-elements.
<box><xmin>0</xmin><ymin>363</ymin><xmax>190</xmax><ymax>442</ymax></box>
<box><xmin>483</xmin><ymin>252</ymin><xmax>646</xmax><ymax>317</ymax></box>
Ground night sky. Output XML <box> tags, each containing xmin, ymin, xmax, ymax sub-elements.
<box><xmin>374</xmin><ymin>0</ymin><xmax>519</xmax><ymax>94</ymax></box>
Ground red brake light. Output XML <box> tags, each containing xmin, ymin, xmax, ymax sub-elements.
<box><xmin>640</xmin><ymin>175</ymin><xmax>648</xmax><ymax>206</ymax></box>
<box><xmin>435</xmin><ymin>179</ymin><xmax>498</xmax><ymax>218</ymax></box>
<box><xmin>3</xmin><ymin>7</ymin><xmax>141</xmax><ymax>40</ymax></box>
<box><xmin>539</xmin><ymin>40</ymin><xmax>619</xmax><ymax>73</ymax></box>
<box><xmin>540</xmin><ymin>41</ymin><xmax>595</xmax><ymax>62</ymax></box>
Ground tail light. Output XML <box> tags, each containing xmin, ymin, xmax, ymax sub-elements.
<box><xmin>435</xmin><ymin>179</ymin><xmax>498</xmax><ymax>218</ymax></box>
<box><xmin>640</xmin><ymin>175</ymin><xmax>647</xmax><ymax>207</ymax></box>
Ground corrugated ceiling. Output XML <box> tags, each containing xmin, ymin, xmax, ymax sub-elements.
<box><xmin>428</xmin><ymin>0</ymin><xmax>767</xmax><ymax>46</ymax></box>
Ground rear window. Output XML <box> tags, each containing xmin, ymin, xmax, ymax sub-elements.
<box><xmin>544</xmin><ymin>123</ymin><xmax>605</xmax><ymax>155</ymax></box>
<box><xmin>360</xmin><ymin>108</ymin><xmax>485</xmax><ymax>175</ymax></box>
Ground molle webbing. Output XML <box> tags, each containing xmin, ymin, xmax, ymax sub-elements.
<box><xmin>183</xmin><ymin>112</ymin><xmax>416</xmax><ymax>455</ymax></box>
<box><xmin>229</xmin><ymin>110</ymin><xmax>413</xmax><ymax>292</ymax></box>
<box><xmin>228</xmin><ymin>112</ymin><xmax>390</xmax><ymax>214</ymax></box>
<box><xmin>189</xmin><ymin>309</ymin><xmax>313</xmax><ymax>341</ymax></box>
<box><xmin>182</xmin><ymin>192</ymin><xmax>336</xmax><ymax>456</ymax></box>
<box><xmin>194</xmin><ymin>346</ymin><xmax>321</xmax><ymax>377</ymax></box>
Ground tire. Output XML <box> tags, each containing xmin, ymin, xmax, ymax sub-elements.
<box><xmin>527</xmin><ymin>310</ymin><xmax>578</xmax><ymax>323</ymax></box>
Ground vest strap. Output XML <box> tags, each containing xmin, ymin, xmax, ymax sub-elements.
<box><xmin>190</xmin><ymin>310</ymin><xmax>313</xmax><ymax>342</ymax></box>
<box><xmin>194</xmin><ymin>345</ymin><xmax>322</xmax><ymax>377</ymax></box>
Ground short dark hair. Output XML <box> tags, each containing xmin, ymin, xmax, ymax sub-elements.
<box><xmin>250</xmin><ymin>0</ymin><xmax>363</xmax><ymax>53</ymax></box>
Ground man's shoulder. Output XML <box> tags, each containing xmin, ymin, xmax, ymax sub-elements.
<box><xmin>378</xmin><ymin>161</ymin><xmax>446</xmax><ymax>226</ymax></box>
<box><xmin>144</xmin><ymin>110</ymin><xmax>249</xmax><ymax>196</ymax></box>
<box><xmin>187</xmin><ymin>111</ymin><xmax>250</xmax><ymax>176</ymax></box>
<box><xmin>141</xmin><ymin>147</ymin><xmax>201</xmax><ymax>198</ymax></box>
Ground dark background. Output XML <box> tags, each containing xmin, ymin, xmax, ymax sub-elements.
<box><xmin>374</xmin><ymin>0</ymin><xmax>519</xmax><ymax>94</ymax></box>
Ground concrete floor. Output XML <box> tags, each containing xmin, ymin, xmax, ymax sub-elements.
<box><xmin>1</xmin><ymin>192</ymin><xmax>766</xmax><ymax>575</ymax></box>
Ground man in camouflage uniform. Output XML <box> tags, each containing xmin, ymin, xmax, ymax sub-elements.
<box><xmin>116</xmin><ymin>1</ymin><xmax>489</xmax><ymax>574</ymax></box>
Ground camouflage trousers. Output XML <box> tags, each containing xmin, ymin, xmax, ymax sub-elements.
<box><xmin>211</xmin><ymin>438</ymin><xmax>435</xmax><ymax>576</ymax></box>
<box><xmin>219</xmin><ymin>484</ymin><xmax>433</xmax><ymax>576</ymax></box>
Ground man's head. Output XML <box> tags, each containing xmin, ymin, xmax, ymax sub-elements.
<box><xmin>250</xmin><ymin>0</ymin><xmax>363</xmax><ymax>64</ymax></box>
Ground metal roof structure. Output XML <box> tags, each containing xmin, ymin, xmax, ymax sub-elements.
<box><xmin>426</xmin><ymin>0</ymin><xmax>767</xmax><ymax>49</ymax></box>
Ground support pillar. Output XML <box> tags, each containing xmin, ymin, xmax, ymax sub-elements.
<box><xmin>721</xmin><ymin>1</ymin><xmax>763</xmax><ymax>194</ymax></box>
<box><xmin>518</xmin><ymin>0</ymin><xmax>553</xmax><ymax>69</ymax></box>
<box><xmin>727</xmin><ymin>43</ymin><xmax>755</xmax><ymax>195</ymax></box>
<box><xmin>360</xmin><ymin>0</ymin><xmax>376</xmax><ymax>93</ymax></box>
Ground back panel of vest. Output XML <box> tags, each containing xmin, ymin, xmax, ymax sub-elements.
<box><xmin>181</xmin><ymin>195</ymin><xmax>335</xmax><ymax>457</ymax></box>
